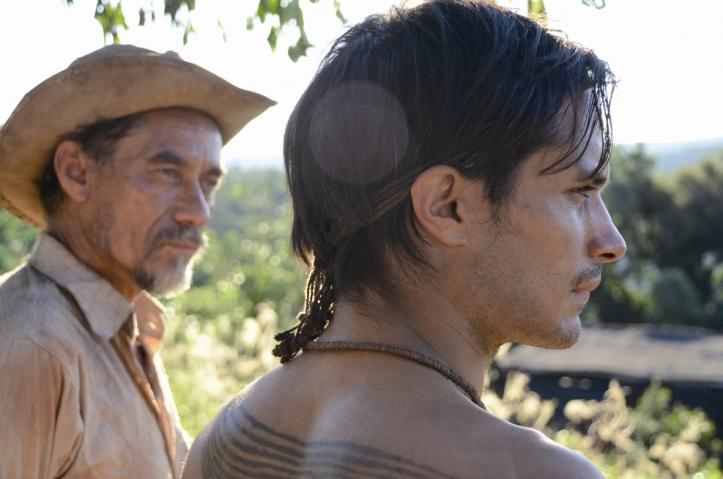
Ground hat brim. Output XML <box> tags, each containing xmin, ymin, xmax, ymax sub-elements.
<box><xmin>0</xmin><ymin>52</ymin><xmax>275</xmax><ymax>229</ymax></box>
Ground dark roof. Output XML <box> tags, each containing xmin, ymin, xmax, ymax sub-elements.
<box><xmin>496</xmin><ymin>324</ymin><xmax>723</xmax><ymax>386</ymax></box>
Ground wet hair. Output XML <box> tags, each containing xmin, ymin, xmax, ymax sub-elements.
<box><xmin>37</xmin><ymin>112</ymin><xmax>145</xmax><ymax>216</ymax></box>
<box><xmin>274</xmin><ymin>0</ymin><xmax>615</xmax><ymax>362</ymax></box>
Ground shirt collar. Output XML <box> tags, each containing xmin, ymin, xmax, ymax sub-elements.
<box><xmin>29</xmin><ymin>233</ymin><xmax>165</xmax><ymax>344</ymax></box>
<box><xmin>134</xmin><ymin>292</ymin><xmax>166</xmax><ymax>355</ymax></box>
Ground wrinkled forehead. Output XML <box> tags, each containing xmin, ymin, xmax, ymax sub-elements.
<box><xmin>120</xmin><ymin>109</ymin><xmax>223</xmax><ymax>162</ymax></box>
<box><xmin>135</xmin><ymin>108</ymin><xmax>222</xmax><ymax>138</ymax></box>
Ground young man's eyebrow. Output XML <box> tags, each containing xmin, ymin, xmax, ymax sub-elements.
<box><xmin>586</xmin><ymin>172</ymin><xmax>609</xmax><ymax>187</ymax></box>
<box><xmin>576</xmin><ymin>164</ymin><xmax>609</xmax><ymax>186</ymax></box>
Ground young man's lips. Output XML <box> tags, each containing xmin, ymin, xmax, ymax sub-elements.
<box><xmin>573</xmin><ymin>277</ymin><xmax>602</xmax><ymax>293</ymax></box>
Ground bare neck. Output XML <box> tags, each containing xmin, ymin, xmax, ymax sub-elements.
<box><xmin>47</xmin><ymin>213</ymin><xmax>141</xmax><ymax>302</ymax></box>
<box><xmin>320</xmin><ymin>281</ymin><xmax>496</xmax><ymax>398</ymax></box>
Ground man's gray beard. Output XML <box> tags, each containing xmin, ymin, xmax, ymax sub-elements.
<box><xmin>90</xmin><ymin>201</ymin><xmax>203</xmax><ymax>297</ymax></box>
<box><xmin>131</xmin><ymin>253</ymin><xmax>200</xmax><ymax>298</ymax></box>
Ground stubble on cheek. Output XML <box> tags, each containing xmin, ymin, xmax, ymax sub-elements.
<box><xmin>468</xmin><ymin>232</ymin><xmax>581</xmax><ymax>351</ymax></box>
<box><xmin>90</xmin><ymin>200</ymin><xmax>116</xmax><ymax>254</ymax></box>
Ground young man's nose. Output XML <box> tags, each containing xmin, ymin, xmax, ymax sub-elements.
<box><xmin>588</xmin><ymin>206</ymin><xmax>626</xmax><ymax>263</ymax></box>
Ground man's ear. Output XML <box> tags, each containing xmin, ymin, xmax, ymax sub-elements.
<box><xmin>54</xmin><ymin>140</ymin><xmax>94</xmax><ymax>203</ymax></box>
<box><xmin>410</xmin><ymin>165</ymin><xmax>484</xmax><ymax>247</ymax></box>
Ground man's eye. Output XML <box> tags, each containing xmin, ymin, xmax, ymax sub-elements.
<box><xmin>159</xmin><ymin>168</ymin><xmax>181</xmax><ymax>180</ymax></box>
<box><xmin>201</xmin><ymin>177</ymin><xmax>221</xmax><ymax>195</ymax></box>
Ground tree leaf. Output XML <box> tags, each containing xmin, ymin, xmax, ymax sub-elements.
<box><xmin>183</xmin><ymin>21</ymin><xmax>195</xmax><ymax>44</ymax></box>
<box><xmin>267</xmin><ymin>26</ymin><xmax>278</xmax><ymax>51</ymax></box>
<box><xmin>264</xmin><ymin>0</ymin><xmax>280</xmax><ymax>16</ymax></box>
<box><xmin>217</xmin><ymin>19</ymin><xmax>228</xmax><ymax>43</ymax></box>
<box><xmin>256</xmin><ymin>1</ymin><xmax>267</xmax><ymax>23</ymax></box>
<box><xmin>581</xmin><ymin>0</ymin><xmax>606</xmax><ymax>9</ymax></box>
<box><xmin>67</xmin><ymin>0</ymin><xmax>345</xmax><ymax>61</ymax></box>
<box><xmin>333</xmin><ymin>0</ymin><xmax>347</xmax><ymax>23</ymax></box>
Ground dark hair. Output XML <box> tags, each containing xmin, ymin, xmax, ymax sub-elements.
<box><xmin>37</xmin><ymin>112</ymin><xmax>145</xmax><ymax>216</ymax></box>
<box><xmin>273</xmin><ymin>0</ymin><xmax>615</xmax><ymax>362</ymax></box>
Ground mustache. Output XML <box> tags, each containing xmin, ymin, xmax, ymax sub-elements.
<box><xmin>149</xmin><ymin>225</ymin><xmax>207</xmax><ymax>251</ymax></box>
<box><xmin>573</xmin><ymin>265</ymin><xmax>603</xmax><ymax>288</ymax></box>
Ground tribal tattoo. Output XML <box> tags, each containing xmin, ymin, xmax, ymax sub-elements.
<box><xmin>201</xmin><ymin>402</ymin><xmax>465</xmax><ymax>479</ymax></box>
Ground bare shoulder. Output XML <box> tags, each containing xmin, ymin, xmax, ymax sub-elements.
<box><xmin>181</xmin><ymin>364</ymin><xmax>602</xmax><ymax>479</ymax></box>
<box><xmin>180</xmin><ymin>421</ymin><xmax>209</xmax><ymax>479</ymax></box>
<box><xmin>180</xmin><ymin>395</ymin><xmax>245</xmax><ymax>479</ymax></box>
<box><xmin>180</xmin><ymin>375</ymin><xmax>280</xmax><ymax>479</ymax></box>
<box><xmin>514</xmin><ymin>426</ymin><xmax>601</xmax><ymax>478</ymax></box>
<box><xmin>457</xmin><ymin>412</ymin><xmax>603</xmax><ymax>479</ymax></box>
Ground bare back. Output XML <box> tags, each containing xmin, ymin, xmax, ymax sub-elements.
<box><xmin>182</xmin><ymin>352</ymin><xmax>602</xmax><ymax>479</ymax></box>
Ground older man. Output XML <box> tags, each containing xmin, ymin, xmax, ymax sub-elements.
<box><xmin>184</xmin><ymin>1</ymin><xmax>625</xmax><ymax>478</ymax></box>
<box><xmin>0</xmin><ymin>45</ymin><xmax>273</xmax><ymax>478</ymax></box>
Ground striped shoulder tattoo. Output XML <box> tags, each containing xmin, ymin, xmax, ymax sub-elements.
<box><xmin>201</xmin><ymin>401</ymin><xmax>465</xmax><ymax>479</ymax></box>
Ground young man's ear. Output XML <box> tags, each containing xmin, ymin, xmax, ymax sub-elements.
<box><xmin>53</xmin><ymin>140</ymin><xmax>94</xmax><ymax>203</ymax></box>
<box><xmin>410</xmin><ymin>165</ymin><xmax>483</xmax><ymax>247</ymax></box>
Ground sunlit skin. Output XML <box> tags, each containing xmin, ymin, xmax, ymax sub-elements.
<box><xmin>462</xmin><ymin>132</ymin><xmax>626</xmax><ymax>353</ymax></box>
<box><xmin>48</xmin><ymin>108</ymin><xmax>224</xmax><ymax>301</ymax></box>
<box><xmin>315</xmin><ymin>126</ymin><xmax>626</xmax><ymax>407</ymax></box>
<box><xmin>182</xmin><ymin>110</ymin><xmax>625</xmax><ymax>478</ymax></box>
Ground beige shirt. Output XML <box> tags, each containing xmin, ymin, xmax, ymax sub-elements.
<box><xmin>0</xmin><ymin>234</ymin><xmax>188</xmax><ymax>478</ymax></box>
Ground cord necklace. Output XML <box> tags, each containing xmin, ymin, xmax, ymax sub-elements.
<box><xmin>303</xmin><ymin>340</ymin><xmax>486</xmax><ymax>410</ymax></box>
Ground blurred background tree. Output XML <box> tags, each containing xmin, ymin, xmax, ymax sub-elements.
<box><xmin>588</xmin><ymin>147</ymin><xmax>723</xmax><ymax>330</ymax></box>
<box><xmin>64</xmin><ymin>0</ymin><xmax>346</xmax><ymax>61</ymax></box>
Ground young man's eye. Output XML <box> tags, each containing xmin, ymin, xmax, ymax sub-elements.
<box><xmin>571</xmin><ymin>186</ymin><xmax>594</xmax><ymax>199</ymax></box>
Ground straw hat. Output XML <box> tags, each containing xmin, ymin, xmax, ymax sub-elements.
<box><xmin>0</xmin><ymin>44</ymin><xmax>275</xmax><ymax>228</ymax></box>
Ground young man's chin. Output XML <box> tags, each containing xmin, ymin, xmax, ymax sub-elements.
<box><xmin>520</xmin><ymin>315</ymin><xmax>581</xmax><ymax>350</ymax></box>
<box><xmin>546</xmin><ymin>315</ymin><xmax>582</xmax><ymax>349</ymax></box>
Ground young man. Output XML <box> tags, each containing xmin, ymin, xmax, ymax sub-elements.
<box><xmin>0</xmin><ymin>45</ymin><xmax>273</xmax><ymax>478</ymax></box>
<box><xmin>184</xmin><ymin>1</ymin><xmax>625</xmax><ymax>478</ymax></box>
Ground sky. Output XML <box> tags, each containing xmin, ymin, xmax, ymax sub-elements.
<box><xmin>1</xmin><ymin>0</ymin><xmax>722</xmax><ymax>168</ymax></box>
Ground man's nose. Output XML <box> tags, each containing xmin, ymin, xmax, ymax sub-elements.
<box><xmin>174</xmin><ymin>181</ymin><xmax>211</xmax><ymax>228</ymax></box>
<box><xmin>588</xmin><ymin>204</ymin><xmax>626</xmax><ymax>264</ymax></box>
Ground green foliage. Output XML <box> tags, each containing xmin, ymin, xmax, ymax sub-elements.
<box><xmin>162</xmin><ymin>302</ymin><xmax>281</xmax><ymax>434</ymax></box>
<box><xmin>479</xmin><ymin>362</ymin><xmax>722</xmax><ymax>478</ymax></box>
<box><xmin>649</xmin><ymin>268</ymin><xmax>706</xmax><ymax>326</ymax></box>
<box><xmin>63</xmin><ymin>0</ymin><xmax>346</xmax><ymax>61</ymax></box>
<box><xmin>249</xmin><ymin>0</ymin><xmax>314</xmax><ymax>62</ymax></box>
<box><xmin>0</xmin><ymin>208</ymin><xmax>36</xmax><ymax>273</ymax></box>
<box><xmin>590</xmin><ymin>146</ymin><xmax>723</xmax><ymax>330</ymax></box>
<box><xmin>662</xmin><ymin>156</ymin><xmax>723</xmax><ymax>309</ymax></box>
<box><xmin>528</xmin><ymin>0</ymin><xmax>546</xmax><ymax>22</ymax></box>
<box><xmin>93</xmin><ymin>0</ymin><xmax>129</xmax><ymax>43</ymax></box>
<box><xmin>555</xmin><ymin>381</ymin><xmax>721</xmax><ymax>478</ymax></box>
